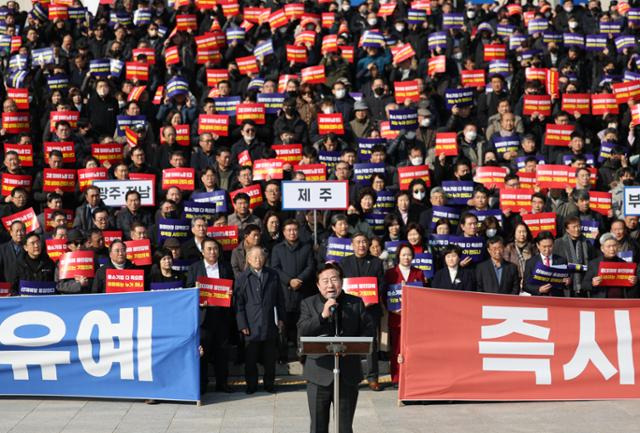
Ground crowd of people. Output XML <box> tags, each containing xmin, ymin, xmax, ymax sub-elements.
<box><xmin>2</xmin><ymin>0</ymin><xmax>640</xmax><ymax>399</ymax></box>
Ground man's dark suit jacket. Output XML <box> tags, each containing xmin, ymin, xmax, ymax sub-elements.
<box><xmin>180</xmin><ymin>237</ymin><xmax>203</xmax><ymax>262</ymax></box>
<box><xmin>0</xmin><ymin>241</ymin><xmax>24</xmax><ymax>289</ymax></box>
<box><xmin>475</xmin><ymin>259</ymin><xmax>520</xmax><ymax>294</ymax></box>
<box><xmin>186</xmin><ymin>259</ymin><xmax>234</xmax><ymax>287</ymax></box>
<box><xmin>297</xmin><ymin>292</ymin><xmax>374</xmax><ymax>387</ymax></box>
<box><xmin>523</xmin><ymin>254</ymin><xmax>568</xmax><ymax>297</ymax></box>
<box><xmin>431</xmin><ymin>267</ymin><xmax>476</xmax><ymax>291</ymax></box>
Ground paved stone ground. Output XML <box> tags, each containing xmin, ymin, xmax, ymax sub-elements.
<box><xmin>1</xmin><ymin>380</ymin><xmax>640</xmax><ymax>433</ymax></box>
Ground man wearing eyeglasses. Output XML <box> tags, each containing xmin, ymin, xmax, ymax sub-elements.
<box><xmin>298</xmin><ymin>262</ymin><xmax>374</xmax><ymax>433</ymax></box>
<box><xmin>230</xmin><ymin>120</ymin><xmax>268</xmax><ymax>169</ymax></box>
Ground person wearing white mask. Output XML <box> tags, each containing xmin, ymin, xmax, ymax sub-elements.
<box><xmin>332</xmin><ymin>80</ymin><xmax>355</xmax><ymax>122</ymax></box>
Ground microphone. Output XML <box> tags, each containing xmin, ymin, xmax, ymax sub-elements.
<box><xmin>328</xmin><ymin>293</ymin><xmax>338</xmax><ymax>315</ymax></box>
<box><xmin>327</xmin><ymin>293</ymin><xmax>339</xmax><ymax>336</ymax></box>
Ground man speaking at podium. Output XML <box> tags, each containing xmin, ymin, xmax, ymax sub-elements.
<box><xmin>298</xmin><ymin>263</ymin><xmax>374</xmax><ymax>433</ymax></box>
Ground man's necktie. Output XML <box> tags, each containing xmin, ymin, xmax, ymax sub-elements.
<box><xmin>544</xmin><ymin>256</ymin><xmax>550</xmax><ymax>267</ymax></box>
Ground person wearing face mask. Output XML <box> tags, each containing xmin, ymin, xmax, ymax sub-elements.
<box><xmin>273</xmin><ymin>98</ymin><xmax>309</xmax><ymax>145</ymax></box>
<box><xmin>349</xmin><ymin>3</ymin><xmax>370</xmax><ymax>37</ymax></box>
<box><xmin>87</xmin><ymin>78</ymin><xmax>118</xmax><ymax>137</ymax></box>
<box><xmin>331</xmin><ymin>80</ymin><xmax>355</xmax><ymax>122</ymax></box>
<box><xmin>364</xmin><ymin>78</ymin><xmax>394</xmax><ymax>122</ymax></box>
<box><xmin>231</xmin><ymin>120</ymin><xmax>268</xmax><ymax>168</ymax></box>
<box><xmin>475</xmin><ymin>236</ymin><xmax>521</xmax><ymax>294</ymax></box>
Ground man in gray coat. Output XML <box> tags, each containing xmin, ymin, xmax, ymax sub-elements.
<box><xmin>234</xmin><ymin>246</ymin><xmax>285</xmax><ymax>394</ymax></box>
<box><xmin>270</xmin><ymin>219</ymin><xmax>315</xmax><ymax>359</ymax></box>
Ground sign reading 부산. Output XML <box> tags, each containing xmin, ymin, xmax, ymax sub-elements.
<box><xmin>0</xmin><ymin>290</ymin><xmax>200</xmax><ymax>401</ymax></box>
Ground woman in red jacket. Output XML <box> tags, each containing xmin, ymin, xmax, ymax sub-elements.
<box><xmin>383</xmin><ymin>243</ymin><xmax>426</xmax><ymax>385</ymax></box>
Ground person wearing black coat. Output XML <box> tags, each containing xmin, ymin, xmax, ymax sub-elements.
<box><xmin>234</xmin><ymin>246</ymin><xmax>285</xmax><ymax>394</ymax></box>
<box><xmin>0</xmin><ymin>220</ymin><xmax>26</xmax><ymax>291</ymax></box>
<box><xmin>431</xmin><ymin>244</ymin><xmax>477</xmax><ymax>292</ymax></box>
<box><xmin>186</xmin><ymin>238</ymin><xmax>235</xmax><ymax>393</ymax></box>
<box><xmin>91</xmin><ymin>240</ymin><xmax>140</xmax><ymax>293</ymax></box>
<box><xmin>86</xmin><ymin>80</ymin><xmax>118</xmax><ymax>137</ymax></box>
<box><xmin>270</xmin><ymin>220</ymin><xmax>315</xmax><ymax>358</ymax></box>
<box><xmin>14</xmin><ymin>233</ymin><xmax>56</xmax><ymax>295</ymax></box>
<box><xmin>338</xmin><ymin>233</ymin><xmax>384</xmax><ymax>391</ymax></box>
<box><xmin>475</xmin><ymin>236</ymin><xmax>521</xmax><ymax>295</ymax></box>
<box><xmin>230</xmin><ymin>120</ymin><xmax>269</xmax><ymax>168</ymax></box>
<box><xmin>522</xmin><ymin>232</ymin><xmax>569</xmax><ymax>297</ymax></box>
<box><xmin>297</xmin><ymin>262</ymin><xmax>374</xmax><ymax>433</ymax></box>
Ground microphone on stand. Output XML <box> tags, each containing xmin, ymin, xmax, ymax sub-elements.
<box><xmin>328</xmin><ymin>293</ymin><xmax>339</xmax><ymax>336</ymax></box>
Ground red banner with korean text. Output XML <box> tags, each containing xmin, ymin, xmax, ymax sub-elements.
<box><xmin>536</xmin><ymin>164</ymin><xmax>570</xmax><ymax>188</ymax></box>
<box><xmin>49</xmin><ymin>111</ymin><xmax>79</xmax><ymax>132</ymax></box>
<box><xmin>7</xmin><ymin>88</ymin><xmax>28</xmax><ymax>110</ymax></box>
<box><xmin>45</xmin><ymin>239</ymin><xmax>69</xmax><ymax>262</ymax></box>
<box><xmin>253</xmin><ymin>159</ymin><xmax>284</xmax><ymax>180</ymax></box>
<box><xmin>522</xmin><ymin>212</ymin><xmax>557</xmax><ymax>236</ymax></box>
<box><xmin>545</xmin><ymin>124</ymin><xmax>574</xmax><ymax>146</ymax></box>
<box><xmin>612</xmin><ymin>80</ymin><xmax>640</xmax><ymax>105</ymax></box>
<box><xmin>44</xmin><ymin>141</ymin><xmax>75</xmax><ymax>164</ymax></box>
<box><xmin>2</xmin><ymin>112</ymin><xmax>29</xmax><ymax>133</ymax></box>
<box><xmin>105</xmin><ymin>269</ymin><xmax>145</xmax><ymax>293</ymax></box>
<box><xmin>162</xmin><ymin>168</ymin><xmax>195</xmax><ymax>191</ymax></box>
<box><xmin>198</xmin><ymin>114</ymin><xmax>229</xmax><ymax>136</ymax></box>
<box><xmin>236</xmin><ymin>103</ymin><xmax>266</xmax><ymax>125</ymax></box>
<box><xmin>197</xmin><ymin>277</ymin><xmax>233</xmax><ymax>307</ymax></box>
<box><xmin>43</xmin><ymin>168</ymin><xmax>76</xmax><ymax>192</ymax></box>
<box><xmin>561</xmin><ymin>93</ymin><xmax>591</xmax><ymax>114</ymax></box>
<box><xmin>435</xmin><ymin>132</ymin><xmax>458</xmax><ymax>156</ymax></box>
<box><xmin>523</xmin><ymin>95</ymin><xmax>552</xmax><ymax>116</ymax></box>
<box><xmin>1</xmin><ymin>173</ymin><xmax>32</xmax><ymax>196</ymax></box>
<box><xmin>58</xmin><ymin>250</ymin><xmax>95</xmax><ymax>278</ymax></box>
<box><xmin>499</xmin><ymin>188</ymin><xmax>532</xmax><ymax>212</ymax></box>
<box><xmin>591</xmin><ymin>94</ymin><xmax>619</xmax><ymax>115</ymax></box>
<box><xmin>229</xmin><ymin>184</ymin><xmax>263</xmax><ymax>209</ymax></box>
<box><xmin>590</xmin><ymin>191</ymin><xmax>612</xmax><ymax>216</ymax></box>
<box><xmin>394</xmin><ymin>80</ymin><xmax>420</xmax><ymax>103</ymax></box>
<box><xmin>460</xmin><ymin>70</ymin><xmax>485</xmax><ymax>88</ymax></box>
<box><xmin>273</xmin><ymin>144</ymin><xmax>303</xmax><ymax>164</ymax></box>
<box><xmin>207</xmin><ymin>225</ymin><xmax>239</xmax><ymax>251</ymax></box>
<box><xmin>400</xmin><ymin>287</ymin><xmax>640</xmax><ymax>401</ymax></box>
<box><xmin>44</xmin><ymin>208</ymin><xmax>73</xmax><ymax>231</ymax></box>
<box><xmin>1</xmin><ymin>207</ymin><xmax>39</xmax><ymax>233</ymax></box>
<box><xmin>597</xmin><ymin>262</ymin><xmax>637</xmax><ymax>287</ymax></box>
<box><xmin>124</xmin><ymin>239</ymin><xmax>152</xmax><ymax>266</ymax></box>
<box><xmin>292</xmin><ymin>164</ymin><xmax>327</xmax><ymax>181</ymax></box>
<box><xmin>317</xmin><ymin>113</ymin><xmax>345</xmax><ymax>135</ymax></box>
<box><xmin>474</xmin><ymin>166</ymin><xmax>508</xmax><ymax>189</ymax></box>
<box><xmin>342</xmin><ymin>277</ymin><xmax>378</xmax><ymax>304</ymax></box>
<box><xmin>4</xmin><ymin>143</ymin><xmax>33</xmax><ymax>167</ymax></box>
<box><xmin>78</xmin><ymin>167</ymin><xmax>108</xmax><ymax>191</ymax></box>
<box><xmin>397</xmin><ymin>165</ymin><xmax>431</xmax><ymax>189</ymax></box>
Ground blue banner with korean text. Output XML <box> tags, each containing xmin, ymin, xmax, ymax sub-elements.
<box><xmin>0</xmin><ymin>290</ymin><xmax>200</xmax><ymax>401</ymax></box>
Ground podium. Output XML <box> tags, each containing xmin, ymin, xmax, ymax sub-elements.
<box><xmin>300</xmin><ymin>337</ymin><xmax>373</xmax><ymax>433</ymax></box>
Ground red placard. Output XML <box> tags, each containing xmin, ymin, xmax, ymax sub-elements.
<box><xmin>269</xmin><ymin>8</ymin><xmax>288</xmax><ymax>30</ymax></box>
<box><xmin>343</xmin><ymin>277</ymin><xmax>379</xmax><ymax>304</ymax></box>
<box><xmin>435</xmin><ymin>132</ymin><xmax>458</xmax><ymax>156</ymax></box>
<box><xmin>536</xmin><ymin>164</ymin><xmax>571</xmax><ymax>188</ymax></box>
<box><xmin>207</xmin><ymin>225</ymin><xmax>239</xmax><ymax>251</ymax></box>
<box><xmin>394</xmin><ymin>80</ymin><xmax>420</xmax><ymax>103</ymax></box>
<box><xmin>45</xmin><ymin>239</ymin><xmax>69</xmax><ymax>262</ymax></box>
<box><xmin>321</xmin><ymin>34</ymin><xmax>338</xmax><ymax>54</ymax></box>
<box><xmin>597</xmin><ymin>262</ymin><xmax>637</xmax><ymax>287</ymax></box>
<box><xmin>286</xmin><ymin>45</ymin><xmax>308</xmax><ymax>63</ymax></box>
<box><xmin>0</xmin><ymin>282</ymin><xmax>10</xmax><ymax>297</ymax></box>
<box><xmin>4</xmin><ymin>143</ymin><xmax>33</xmax><ymax>167</ymax></box>
<box><xmin>544</xmin><ymin>124</ymin><xmax>574</xmax><ymax>146</ymax></box>
<box><xmin>237</xmin><ymin>150</ymin><xmax>252</xmax><ymax>167</ymax></box>
<box><xmin>1</xmin><ymin>173</ymin><xmax>31</xmax><ymax>196</ymax></box>
<box><xmin>162</xmin><ymin>168</ymin><xmax>195</xmax><ymax>191</ymax></box>
<box><xmin>397</xmin><ymin>165</ymin><xmax>431</xmax><ymax>190</ymax></box>
<box><xmin>124</xmin><ymin>239</ymin><xmax>152</xmax><ymax>266</ymax></box>
<box><xmin>473</xmin><ymin>166</ymin><xmax>508</xmax><ymax>189</ymax></box>
<box><xmin>301</xmin><ymin>65</ymin><xmax>326</xmax><ymax>84</ymax></box>
<box><xmin>525</xmin><ymin>67</ymin><xmax>548</xmax><ymax>82</ymax></box>
<box><xmin>229</xmin><ymin>184</ymin><xmax>263</xmax><ymax>209</ymax></box>
<box><xmin>460</xmin><ymin>70</ymin><xmax>485</xmax><ymax>88</ymax></box>
<box><xmin>392</xmin><ymin>43</ymin><xmax>416</xmax><ymax>64</ymax></box>
<box><xmin>1</xmin><ymin>207</ymin><xmax>39</xmax><ymax>233</ymax></box>
<box><xmin>521</xmin><ymin>212</ymin><xmax>557</xmax><ymax>236</ymax></box>
<box><xmin>197</xmin><ymin>277</ymin><xmax>233</xmax><ymax>307</ymax></box>
<box><xmin>339</xmin><ymin>45</ymin><xmax>354</xmax><ymax>63</ymax></box>
<box><xmin>44</xmin><ymin>141</ymin><xmax>75</xmax><ymax>164</ymax></box>
<box><xmin>317</xmin><ymin>113</ymin><xmax>345</xmax><ymax>135</ymax></box>
<box><xmin>2</xmin><ymin>112</ymin><xmax>29</xmax><ymax>133</ymax></box>
<box><xmin>399</xmin><ymin>287</ymin><xmax>640</xmax><ymax>401</ymax></box>
<box><xmin>126</xmin><ymin>62</ymin><xmax>149</xmax><ymax>81</ymax></box>
<box><xmin>198</xmin><ymin>114</ymin><xmax>228</xmax><ymax>136</ymax></box>
<box><xmin>484</xmin><ymin>44</ymin><xmax>506</xmax><ymax>61</ymax></box>
<box><xmin>273</xmin><ymin>144</ymin><xmax>303</xmax><ymax>164</ymax></box>
<box><xmin>295</xmin><ymin>30</ymin><xmax>316</xmax><ymax>46</ymax></box>
<box><xmin>103</xmin><ymin>230</ymin><xmax>123</xmax><ymax>247</ymax></box>
<box><xmin>612</xmin><ymin>80</ymin><xmax>640</xmax><ymax>105</ymax></box>
<box><xmin>44</xmin><ymin>208</ymin><xmax>73</xmax><ymax>231</ymax></box>
<box><xmin>219</xmin><ymin>0</ymin><xmax>240</xmax><ymax>15</ymax></box>
<box><xmin>377</xmin><ymin>1</ymin><xmax>397</xmax><ymax>16</ymax></box>
<box><xmin>380</xmin><ymin>121</ymin><xmax>399</xmax><ymax>139</ymax></box>
<box><xmin>132</xmin><ymin>47</ymin><xmax>156</xmax><ymax>64</ymax></box>
<box><xmin>499</xmin><ymin>188</ymin><xmax>533</xmax><ymax>212</ymax></box>
<box><xmin>546</xmin><ymin>68</ymin><xmax>559</xmax><ymax>98</ymax></box>
<box><xmin>7</xmin><ymin>88</ymin><xmax>29</xmax><ymax>110</ymax></box>
<box><xmin>49</xmin><ymin>111</ymin><xmax>79</xmax><ymax>132</ymax></box>
<box><xmin>516</xmin><ymin>171</ymin><xmax>537</xmax><ymax>190</ymax></box>
<box><xmin>428</xmin><ymin>56</ymin><xmax>446</xmax><ymax>76</ymax></box>
<box><xmin>176</xmin><ymin>14</ymin><xmax>197</xmax><ymax>31</ymax></box>
<box><xmin>284</xmin><ymin>3</ymin><xmax>304</xmax><ymax>19</ymax></box>
<box><xmin>292</xmin><ymin>163</ymin><xmax>327</xmax><ymax>181</ymax></box>
<box><xmin>105</xmin><ymin>269</ymin><xmax>145</xmax><ymax>293</ymax></box>
<box><xmin>591</xmin><ymin>94</ymin><xmax>619</xmax><ymax>115</ymax></box>
<box><xmin>523</xmin><ymin>95</ymin><xmax>552</xmax><ymax>116</ymax></box>
<box><xmin>236</xmin><ymin>103</ymin><xmax>266</xmax><ymax>125</ymax></box>
<box><xmin>561</xmin><ymin>93</ymin><xmax>591</xmax><ymax>114</ymax></box>
<box><xmin>58</xmin><ymin>250</ymin><xmax>95</xmax><ymax>278</ymax></box>
<box><xmin>77</xmin><ymin>167</ymin><xmax>108</xmax><ymax>191</ymax></box>
<box><xmin>205</xmin><ymin>69</ymin><xmax>228</xmax><ymax>87</ymax></box>
<box><xmin>253</xmin><ymin>159</ymin><xmax>284</xmax><ymax>181</ymax></box>
<box><xmin>322</xmin><ymin>12</ymin><xmax>335</xmax><ymax>29</ymax></box>
<box><xmin>236</xmin><ymin>55</ymin><xmax>259</xmax><ymax>75</ymax></box>
<box><xmin>43</xmin><ymin>168</ymin><xmax>76</xmax><ymax>192</ymax></box>
<box><xmin>589</xmin><ymin>191</ymin><xmax>612</xmax><ymax>216</ymax></box>
<box><xmin>164</xmin><ymin>46</ymin><xmax>180</xmax><ymax>65</ymax></box>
